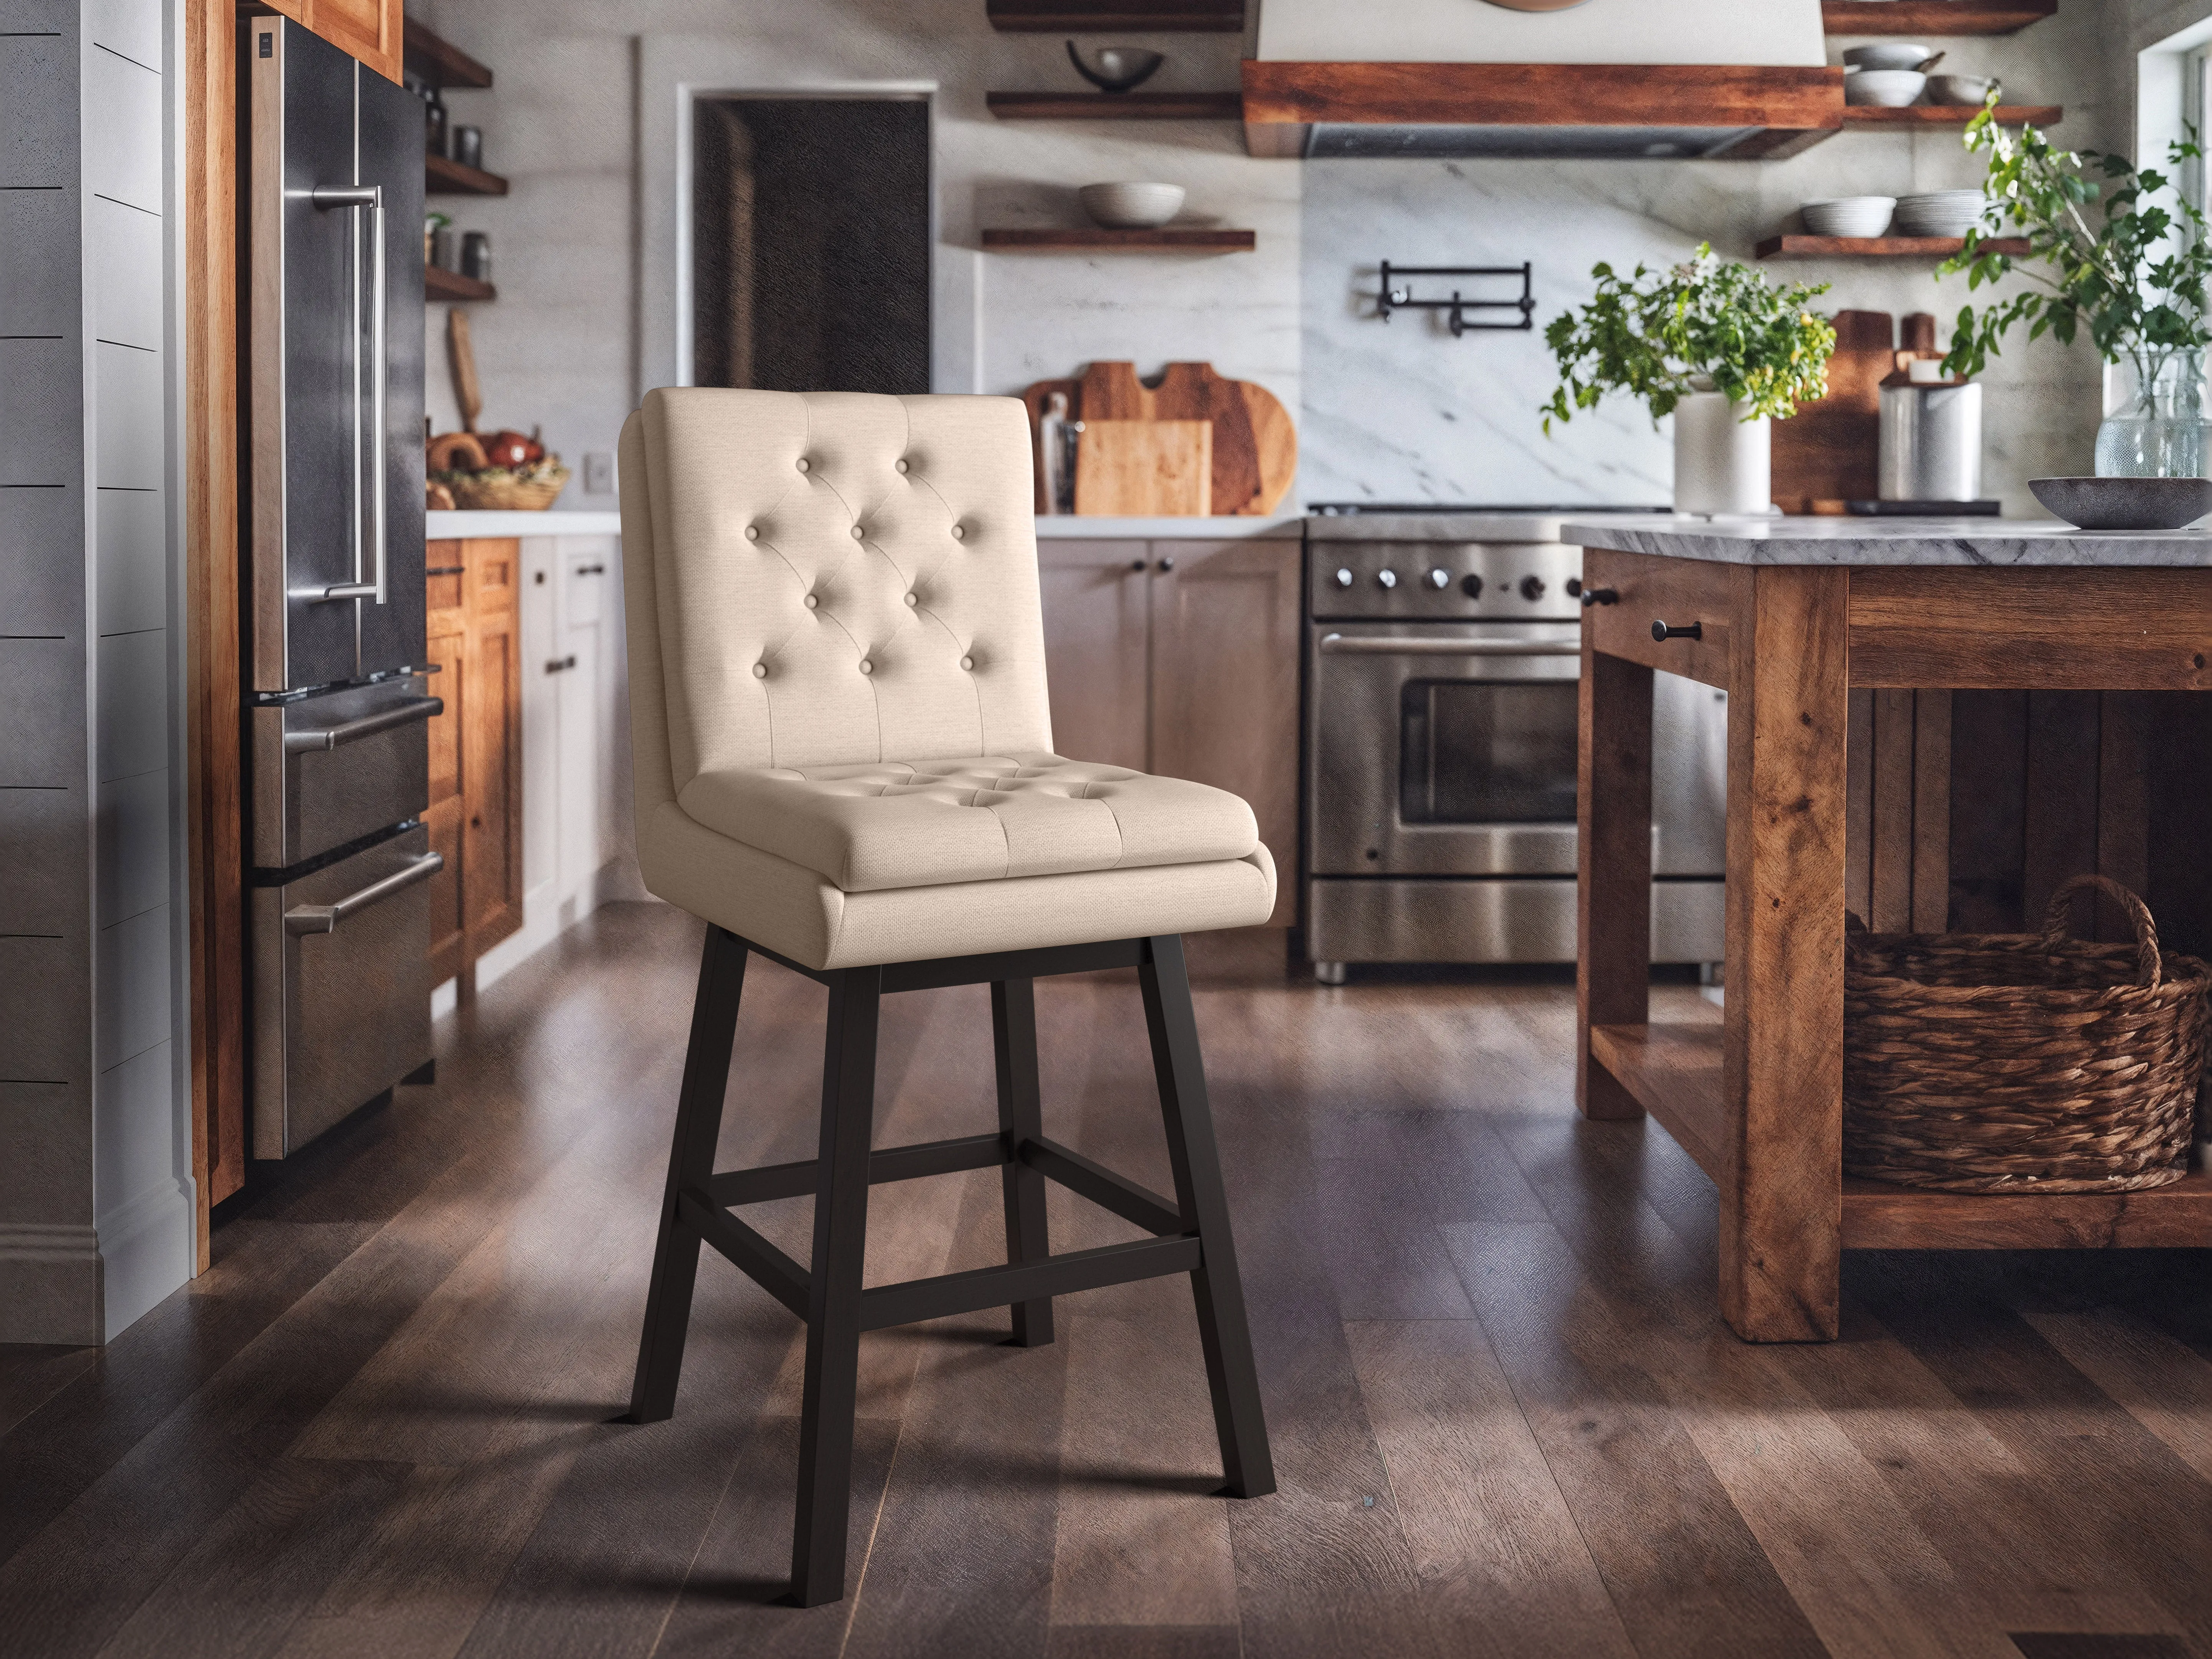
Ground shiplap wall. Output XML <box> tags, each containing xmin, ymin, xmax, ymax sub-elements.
<box><xmin>0</xmin><ymin>0</ymin><xmax>192</xmax><ymax>1344</ymax></box>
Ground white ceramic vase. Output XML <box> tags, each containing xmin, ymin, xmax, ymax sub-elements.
<box><xmin>1672</xmin><ymin>389</ymin><xmax>1773</xmax><ymax>517</ymax></box>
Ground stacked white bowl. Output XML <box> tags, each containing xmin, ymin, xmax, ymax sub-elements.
<box><xmin>1894</xmin><ymin>190</ymin><xmax>1987</xmax><ymax>237</ymax></box>
<box><xmin>1846</xmin><ymin>69</ymin><xmax>1927</xmax><ymax>106</ymax></box>
<box><xmin>1802</xmin><ymin>196</ymin><xmax>1897</xmax><ymax>238</ymax></box>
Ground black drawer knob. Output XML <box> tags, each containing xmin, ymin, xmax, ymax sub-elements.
<box><xmin>1651</xmin><ymin>620</ymin><xmax>1702</xmax><ymax>642</ymax></box>
<box><xmin>1580</xmin><ymin>587</ymin><xmax>1618</xmax><ymax>608</ymax></box>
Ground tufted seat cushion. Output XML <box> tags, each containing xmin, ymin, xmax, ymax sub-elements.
<box><xmin>619</xmin><ymin>387</ymin><xmax>1277</xmax><ymax>970</ymax></box>
<box><xmin>677</xmin><ymin>754</ymin><xmax>1259</xmax><ymax>894</ymax></box>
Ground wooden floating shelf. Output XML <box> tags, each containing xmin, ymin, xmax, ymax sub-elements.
<box><xmin>987</xmin><ymin>90</ymin><xmax>1244</xmax><ymax>121</ymax></box>
<box><xmin>426</xmin><ymin>153</ymin><xmax>509</xmax><ymax>196</ymax></box>
<box><xmin>981</xmin><ymin>228</ymin><xmax>1255</xmax><ymax>251</ymax></box>
<box><xmin>986</xmin><ymin>0</ymin><xmax>1243</xmax><ymax>30</ymax></box>
<box><xmin>1592</xmin><ymin>1022</ymin><xmax>2212</xmax><ymax>1251</ymax></box>
<box><xmin>403</xmin><ymin>17</ymin><xmax>492</xmax><ymax>88</ymax></box>
<box><xmin>1757</xmin><ymin>234</ymin><xmax>2030</xmax><ymax>259</ymax></box>
<box><xmin>1841</xmin><ymin>103</ymin><xmax>2062</xmax><ymax>128</ymax></box>
<box><xmin>1823</xmin><ymin>0</ymin><xmax>2057</xmax><ymax>36</ymax></box>
<box><xmin>425</xmin><ymin>266</ymin><xmax>496</xmax><ymax>302</ymax></box>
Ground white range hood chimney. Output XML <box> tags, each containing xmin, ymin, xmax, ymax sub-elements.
<box><xmin>1244</xmin><ymin>0</ymin><xmax>1840</xmax><ymax>161</ymax></box>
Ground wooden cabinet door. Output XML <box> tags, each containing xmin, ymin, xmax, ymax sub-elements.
<box><xmin>423</xmin><ymin>544</ymin><xmax>468</xmax><ymax>983</ymax></box>
<box><xmin>1035</xmin><ymin>540</ymin><xmax>1150</xmax><ymax>772</ymax></box>
<box><xmin>1149</xmin><ymin>539</ymin><xmax>1302</xmax><ymax>926</ymax></box>
<box><xmin>461</xmin><ymin>539</ymin><xmax>523</xmax><ymax>954</ymax></box>
<box><xmin>261</xmin><ymin>0</ymin><xmax>403</xmax><ymax>83</ymax></box>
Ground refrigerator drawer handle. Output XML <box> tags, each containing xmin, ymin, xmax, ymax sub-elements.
<box><xmin>283</xmin><ymin>695</ymin><xmax>443</xmax><ymax>753</ymax></box>
<box><xmin>1317</xmin><ymin>634</ymin><xmax>1581</xmax><ymax>658</ymax></box>
<box><xmin>286</xmin><ymin>851</ymin><xmax>444</xmax><ymax>936</ymax></box>
<box><xmin>311</xmin><ymin>182</ymin><xmax>388</xmax><ymax>610</ymax></box>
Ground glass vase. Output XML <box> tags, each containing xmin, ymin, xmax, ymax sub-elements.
<box><xmin>2094</xmin><ymin>351</ymin><xmax>2210</xmax><ymax>479</ymax></box>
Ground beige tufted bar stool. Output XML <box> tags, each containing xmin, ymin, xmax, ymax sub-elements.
<box><xmin>616</xmin><ymin>387</ymin><xmax>1276</xmax><ymax>1606</ymax></box>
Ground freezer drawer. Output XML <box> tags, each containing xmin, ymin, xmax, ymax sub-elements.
<box><xmin>1305</xmin><ymin>877</ymin><xmax>1724</xmax><ymax>966</ymax></box>
<box><xmin>252</xmin><ymin>678</ymin><xmax>439</xmax><ymax>868</ymax></box>
<box><xmin>251</xmin><ymin>826</ymin><xmax>439</xmax><ymax>1158</ymax></box>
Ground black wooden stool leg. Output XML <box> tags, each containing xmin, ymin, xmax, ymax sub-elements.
<box><xmin>626</xmin><ymin>925</ymin><xmax>748</xmax><ymax>1424</ymax></box>
<box><xmin>790</xmin><ymin>964</ymin><xmax>883</xmax><ymax>1607</ymax></box>
<box><xmin>1139</xmin><ymin>934</ymin><xmax>1276</xmax><ymax>1499</ymax></box>
<box><xmin>992</xmin><ymin>978</ymin><xmax>1054</xmax><ymax>1347</ymax></box>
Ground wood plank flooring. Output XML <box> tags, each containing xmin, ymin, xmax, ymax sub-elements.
<box><xmin>4</xmin><ymin>902</ymin><xmax>2211</xmax><ymax>1657</ymax></box>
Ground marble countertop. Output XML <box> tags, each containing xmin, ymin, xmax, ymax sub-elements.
<box><xmin>1033</xmin><ymin>515</ymin><xmax>1305</xmax><ymax>539</ymax></box>
<box><xmin>427</xmin><ymin>509</ymin><xmax>623</xmax><ymax>538</ymax></box>
<box><xmin>1562</xmin><ymin>515</ymin><xmax>2212</xmax><ymax>566</ymax></box>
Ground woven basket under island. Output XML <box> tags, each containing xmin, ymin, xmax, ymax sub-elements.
<box><xmin>1843</xmin><ymin>875</ymin><xmax>2212</xmax><ymax>1194</ymax></box>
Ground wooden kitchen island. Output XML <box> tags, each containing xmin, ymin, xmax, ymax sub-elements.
<box><xmin>1565</xmin><ymin>515</ymin><xmax>2212</xmax><ymax>1342</ymax></box>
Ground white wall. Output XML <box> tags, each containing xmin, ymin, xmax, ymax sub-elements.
<box><xmin>412</xmin><ymin>0</ymin><xmax>1298</xmax><ymax>513</ymax></box>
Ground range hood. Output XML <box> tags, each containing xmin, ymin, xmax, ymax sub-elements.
<box><xmin>1245</xmin><ymin>0</ymin><xmax>1843</xmax><ymax>161</ymax></box>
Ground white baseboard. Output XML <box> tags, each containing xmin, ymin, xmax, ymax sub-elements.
<box><xmin>97</xmin><ymin>1178</ymin><xmax>195</xmax><ymax>1340</ymax></box>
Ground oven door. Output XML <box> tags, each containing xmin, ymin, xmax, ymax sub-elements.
<box><xmin>1310</xmin><ymin>621</ymin><xmax>1583</xmax><ymax>877</ymax></box>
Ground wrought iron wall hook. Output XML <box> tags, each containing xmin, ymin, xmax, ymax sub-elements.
<box><xmin>1375</xmin><ymin>261</ymin><xmax>1535</xmax><ymax>335</ymax></box>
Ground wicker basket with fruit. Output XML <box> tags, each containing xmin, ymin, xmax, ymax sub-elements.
<box><xmin>425</xmin><ymin>427</ymin><xmax>571</xmax><ymax>511</ymax></box>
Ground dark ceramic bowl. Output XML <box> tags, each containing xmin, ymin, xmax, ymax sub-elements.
<box><xmin>2029</xmin><ymin>476</ymin><xmax>2212</xmax><ymax>530</ymax></box>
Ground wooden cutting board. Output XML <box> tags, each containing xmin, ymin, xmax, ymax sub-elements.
<box><xmin>1073</xmin><ymin>420</ymin><xmax>1213</xmax><ymax>517</ymax></box>
<box><xmin>1771</xmin><ymin>310</ymin><xmax>1894</xmax><ymax>513</ymax></box>
<box><xmin>1021</xmin><ymin>361</ymin><xmax>1296</xmax><ymax>517</ymax></box>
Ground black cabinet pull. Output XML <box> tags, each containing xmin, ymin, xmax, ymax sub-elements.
<box><xmin>545</xmin><ymin>654</ymin><xmax>577</xmax><ymax>674</ymax></box>
<box><xmin>425</xmin><ymin>565</ymin><xmax>464</xmax><ymax>576</ymax></box>
<box><xmin>576</xmin><ymin>563</ymin><xmax>606</xmax><ymax>575</ymax></box>
<box><xmin>1157</xmin><ymin>556</ymin><xmax>1175</xmax><ymax>573</ymax></box>
<box><xmin>1129</xmin><ymin>558</ymin><xmax>1147</xmax><ymax>571</ymax></box>
<box><xmin>1651</xmin><ymin>620</ymin><xmax>1702</xmax><ymax>642</ymax></box>
<box><xmin>1580</xmin><ymin>587</ymin><xmax>1618</xmax><ymax>608</ymax></box>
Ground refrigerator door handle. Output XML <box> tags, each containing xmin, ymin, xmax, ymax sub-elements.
<box><xmin>282</xmin><ymin>694</ymin><xmax>442</xmax><ymax>754</ymax></box>
<box><xmin>285</xmin><ymin>850</ymin><xmax>443</xmax><ymax>936</ymax></box>
<box><xmin>309</xmin><ymin>182</ymin><xmax>388</xmax><ymax>608</ymax></box>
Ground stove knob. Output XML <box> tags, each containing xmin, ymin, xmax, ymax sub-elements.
<box><xmin>1425</xmin><ymin>568</ymin><xmax>1451</xmax><ymax>591</ymax></box>
<box><xmin>1333</xmin><ymin>567</ymin><xmax>1354</xmax><ymax>589</ymax></box>
<box><xmin>1520</xmin><ymin>574</ymin><xmax>1547</xmax><ymax>601</ymax></box>
<box><xmin>1377</xmin><ymin>569</ymin><xmax>1398</xmax><ymax>590</ymax></box>
<box><xmin>1460</xmin><ymin>573</ymin><xmax>1484</xmax><ymax>598</ymax></box>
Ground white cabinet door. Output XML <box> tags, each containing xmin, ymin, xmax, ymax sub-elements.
<box><xmin>555</xmin><ymin>542</ymin><xmax>617</xmax><ymax>920</ymax></box>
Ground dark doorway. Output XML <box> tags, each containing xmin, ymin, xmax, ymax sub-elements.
<box><xmin>692</xmin><ymin>96</ymin><xmax>931</xmax><ymax>394</ymax></box>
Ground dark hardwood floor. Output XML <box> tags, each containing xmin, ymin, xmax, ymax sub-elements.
<box><xmin>4</xmin><ymin>902</ymin><xmax>2212</xmax><ymax>1657</ymax></box>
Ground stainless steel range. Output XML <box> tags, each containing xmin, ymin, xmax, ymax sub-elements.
<box><xmin>1303</xmin><ymin>509</ymin><xmax>1725</xmax><ymax>980</ymax></box>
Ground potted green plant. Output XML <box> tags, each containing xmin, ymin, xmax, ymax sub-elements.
<box><xmin>1542</xmin><ymin>245</ymin><xmax>1836</xmax><ymax>515</ymax></box>
<box><xmin>1940</xmin><ymin>106</ymin><xmax>2212</xmax><ymax>478</ymax></box>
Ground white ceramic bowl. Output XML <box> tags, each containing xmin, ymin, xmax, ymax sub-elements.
<box><xmin>1894</xmin><ymin>190</ymin><xmax>1986</xmax><ymax>236</ymax></box>
<box><xmin>1846</xmin><ymin>69</ymin><xmax>1927</xmax><ymax>107</ymax></box>
<box><xmin>1803</xmin><ymin>196</ymin><xmax>1897</xmax><ymax>238</ymax></box>
<box><xmin>1844</xmin><ymin>43</ymin><xmax>1935</xmax><ymax>72</ymax></box>
<box><xmin>1926</xmin><ymin>73</ymin><xmax>2000</xmax><ymax>107</ymax></box>
<box><xmin>1078</xmin><ymin>182</ymin><xmax>1185</xmax><ymax>229</ymax></box>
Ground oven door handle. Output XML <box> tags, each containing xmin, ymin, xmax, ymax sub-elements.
<box><xmin>1317</xmin><ymin>634</ymin><xmax>1582</xmax><ymax>658</ymax></box>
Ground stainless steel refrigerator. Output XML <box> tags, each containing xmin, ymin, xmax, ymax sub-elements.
<box><xmin>245</xmin><ymin>16</ymin><xmax>438</xmax><ymax>1158</ymax></box>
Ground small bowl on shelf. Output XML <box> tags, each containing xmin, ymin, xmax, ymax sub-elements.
<box><xmin>1894</xmin><ymin>189</ymin><xmax>1987</xmax><ymax>237</ymax></box>
<box><xmin>2029</xmin><ymin>476</ymin><xmax>2212</xmax><ymax>531</ymax></box>
<box><xmin>1846</xmin><ymin>69</ymin><xmax>1928</xmax><ymax>107</ymax></box>
<box><xmin>1802</xmin><ymin>196</ymin><xmax>1897</xmax><ymax>238</ymax></box>
<box><xmin>1078</xmin><ymin>181</ymin><xmax>1186</xmax><ymax>229</ymax></box>
<box><xmin>1927</xmin><ymin>74</ymin><xmax>2001</xmax><ymax>107</ymax></box>
<box><xmin>1843</xmin><ymin>43</ymin><xmax>1938</xmax><ymax>73</ymax></box>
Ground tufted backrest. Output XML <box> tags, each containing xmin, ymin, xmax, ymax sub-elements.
<box><xmin>624</xmin><ymin>388</ymin><xmax>1053</xmax><ymax>793</ymax></box>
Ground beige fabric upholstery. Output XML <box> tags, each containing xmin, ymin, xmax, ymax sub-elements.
<box><xmin>619</xmin><ymin>388</ymin><xmax>1276</xmax><ymax>971</ymax></box>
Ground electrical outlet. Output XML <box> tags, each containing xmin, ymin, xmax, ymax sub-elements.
<box><xmin>583</xmin><ymin>451</ymin><xmax>615</xmax><ymax>495</ymax></box>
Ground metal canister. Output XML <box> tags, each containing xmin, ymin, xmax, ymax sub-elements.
<box><xmin>1879</xmin><ymin>380</ymin><xmax>1983</xmax><ymax>502</ymax></box>
<box><xmin>461</xmin><ymin>231</ymin><xmax>491</xmax><ymax>284</ymax></box>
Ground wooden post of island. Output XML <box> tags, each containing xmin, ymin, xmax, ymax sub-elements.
<box><xmin>1568</xmin><ymin>515</ymin><xmax>2212</xmax><ymax>1343</ymax></box>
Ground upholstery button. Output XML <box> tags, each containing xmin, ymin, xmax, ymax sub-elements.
<box><xmin>960</xmin><ymin>655</ymin><xmax>975</xmax><ymax>671</ymax></box>
<box><xmin>804</xmin><ymin>594</ymin><xmax>819</xmax><ymax>609</ymax></box>
<box><xmin>895</xmin><ymin>459</ymin><xmax>910</xmax><ymax>474</ymax></box>
<box><xmin>744</xmin><ymin>525</ymin><xmax>759</xmax><ymax>541</ymax></box>
<box><xmin>903</xmin><ymin>592</ymin><xmax>918</xmax><ymax>607</ymax></box>
<box><xmin>858</xmin><ymin>659</ymin><xmax>874</xmax><ymax>675</ymax></box>
<box><xmin>795</xmin><ymin>457</ymin><xmax>809</xmax><ymax>473</ymax></box>
<box><xmin>753</xmin><ymin>663</ymin><xmax>768</xmax><ymax>678</ymax></box>
<box><xmin>850</xmin><ymin>525</ymin><xmax>865</xmax><ymax>540</ymax></box>
<box><xmin>950</xmin><ymin>524</ymin><xmax>966</xmax><ymax>540</ymax></box>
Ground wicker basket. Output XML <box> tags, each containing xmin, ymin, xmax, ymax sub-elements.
<box><xmin>437</xmin><ymin>462</ymin><xmax>570</xmax><ymax>511</ymax></box>
<box><xmin>1843</xmin><ymin>874</ymin><xmax>2212</xmax><ymax>1193</ymax></box>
